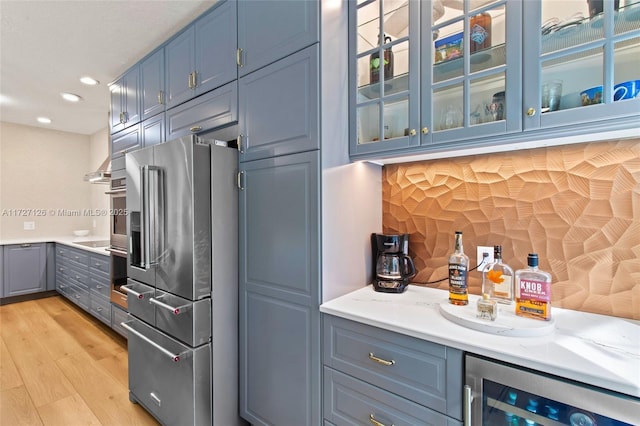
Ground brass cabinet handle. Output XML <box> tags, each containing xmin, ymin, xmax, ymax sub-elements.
<box><xmin>237</xmin><ymin>134</ymin><xmax>244</xmax><ymax>153</ymax></box>
<box><xmin>527</xmin><ymin>107</ymin><xmax>536</xmax><ymax>116</ymax></box>
<box><xmin>409</xmin><ymin>129</ymin><xmax>417</xmax><ymax>136</ymax></box>
<box><xmin>237</xmin><ymin>48</ymin><xmax>243</xmax><ymax>67</ymax></box>
<box><xmin>188</xmin><ymin>72</ymin><xmax>194</xmax><ymax>89</ymax></box>
<box><xmin>368</xmin><ymin>352</ymin><xmax>395</xmax><ymax>366</ymax></box>
<box><xmin>369</xmin><ymin>414</ymin><xmax>393</xmax><ymax>426</ymax></box>
<box><xmin>237</xmin><ymin>170</ymin><xmax>245</xmax><ymax>190</ymax></box>
<box><xmin>157</xmin><ymin>90</ymin><xmax>164</xmax><ymax>105</ymax></box>
<box><xmin>192</xmin><ymin>71</ymin><xmax>197</xmax><ymax>88</ymax></box>
<box><xmin>190</xmin><ymin>126</ymin><xmax>202</xmax><ymax>133</ymax></box>
<box><xmin>421</xmin><ymin>127</ymin><xmax>429</xmax><ymax>134</ymax></box>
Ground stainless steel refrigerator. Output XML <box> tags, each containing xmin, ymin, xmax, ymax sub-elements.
<box><xmin>121</xmin><ymin>135</ymin><xmax>241</xmax><ymax>426</ymax></box>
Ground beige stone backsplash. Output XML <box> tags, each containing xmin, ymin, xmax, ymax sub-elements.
<box><xmin>382</xmin><ymin>139</ymin><xmax>640</xmax><ymax>320</ymax></box>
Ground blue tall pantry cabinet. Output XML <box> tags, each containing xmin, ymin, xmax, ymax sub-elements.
<box><xmin>237</xmin><ymin>1</ymin><xmax>321</xmax><ymax>425</ymax></box>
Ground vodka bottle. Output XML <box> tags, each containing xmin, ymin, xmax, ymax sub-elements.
<box><xmin>448</xmin><ymin>231</ymin><xmax>469</xmax><ymax>305</ymax></box>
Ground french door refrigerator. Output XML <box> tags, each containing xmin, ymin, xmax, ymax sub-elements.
<box><xmin>121</xmin><ymin>135</ymin><xmax>241</xmax><ymax>426</ymax></box>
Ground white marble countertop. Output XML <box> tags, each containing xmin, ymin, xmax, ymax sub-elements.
<box><xmin>1</xmin><ymin>236</ymin><xmax>111</xmax><ymax>256</ymax></box>
<box><xmin>320</xmin><ymin>285</ymin><xmax>640</xmax><ymax>398</ymax></box>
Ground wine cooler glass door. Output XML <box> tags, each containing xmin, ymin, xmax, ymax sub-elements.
<box><xmin>465</xmin><ymin>355</ymin><xmax>640</xmax><ymax>426</ymax></box>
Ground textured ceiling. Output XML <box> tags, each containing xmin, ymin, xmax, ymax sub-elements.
<box><xmin>0</xmin><ymin>0</ymin><xmax>215</xmax><ymax>135</ymax></box>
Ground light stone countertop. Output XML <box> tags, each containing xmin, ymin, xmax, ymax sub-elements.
<box><xmin>1</xmin><ymin>236</ymin><xmax>111</xmax><ymax>256</ymax></box>
<box><xmin>320</xmin><ymin>285</ymin><xmax>640</xmax><ymax>399</ymax></box>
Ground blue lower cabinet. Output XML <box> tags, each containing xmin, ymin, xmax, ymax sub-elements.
<box><xmin>2</xmin><ymin>243</ymin><xmax>47</xmax><ymax>298</ymax></box>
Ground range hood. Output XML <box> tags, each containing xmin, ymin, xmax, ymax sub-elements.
<box><xmin>84</xmin><ymin>156</ymin><xmax>111</xmax><ymax>184</ymax></box>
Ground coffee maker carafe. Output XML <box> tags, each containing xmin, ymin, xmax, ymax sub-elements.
<box><xmin>372</xmin><ymin>233</ymin><xmax>416</xmax><ymax>293</ymax></box>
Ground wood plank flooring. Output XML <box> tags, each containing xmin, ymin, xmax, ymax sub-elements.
<box><xmin>0</xmin><ymin>295</ymin><xmax>159</xmax><ymax>425</ymax></box>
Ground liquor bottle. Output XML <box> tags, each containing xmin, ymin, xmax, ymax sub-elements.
<box><xmin>515</xmin><ymin>254</ymin><xmax>552</xmax><ymax>321</ymax></box>
<box><xmin>370</xmin><ymin>34</ymin><xmax>394</xmax><ymax>84</ymax></box>
<box><xmin>448</xmin><ymin>231</ymin><xmax>469</xmax><ymax>305</ymax></box>
<box><xmin>482</xmin><ymin>245</ymin><xmax>514</xmax><ymax>304</ymax></box>
<box><xmin>470</xmin><ymin>12</ymin><xmax>492</xmax><ymax>53</ymax></box>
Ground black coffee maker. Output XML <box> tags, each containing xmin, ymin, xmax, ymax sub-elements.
<box><xmin>371</xmin><ymin>233</ymin><xmax>416</xmax><ymax>293</ymax></box>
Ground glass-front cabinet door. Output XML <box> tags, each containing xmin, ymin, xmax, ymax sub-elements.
<box><xmin>523</xmin><ymin>0</ymin><xmax>640</xmax><ymax>131</ymax></box>
<box><xmin>349</xmin><ymin>0</ymin><xmax>421</xmax><ymax>156</ymax></box>
<box><xmin>422</xmin><ymin>0</ymin><xmax>523</xmax><ymax>146</ymax></box>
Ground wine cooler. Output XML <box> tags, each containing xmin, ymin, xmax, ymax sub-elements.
<box><xmin>464</xmin><ymin>354</ymin><xmax>640</xmax><ymax>425</ymax></box>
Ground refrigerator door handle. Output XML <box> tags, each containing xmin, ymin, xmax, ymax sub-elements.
<box><xmin>149</xmin><ymin>165</ymin><xmax>163</xmax><ymax>268</ymax></box>
<box><xmin>149</xmin><ymin>296</ymin><xmax>192</xmax><ymax>315</ymax></box>
<box><xmin>121</xmin><ymin>321</ymin><xmax>187</xmax><ymax>363</ymax></box>
<box><xmin>141</xmin><ymin>165</ymin><xmax>150</xmax><ymax>269</ymax></box>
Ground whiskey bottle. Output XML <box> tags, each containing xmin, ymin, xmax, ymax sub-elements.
<box><xmin>515</xmin><ymin>253</ymin><xmax>552</xmax><ymax>321</ymax></box>
<box><xmin>448</xmin><ymin>231</ymin><xmax>469</xmax><ymax>305</ymax></box>
<box><xmin>482</xmin><ymin>245</ymin><xmax>514</xmax><ymax>304</ymax></box>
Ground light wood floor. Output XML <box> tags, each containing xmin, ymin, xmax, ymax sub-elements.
<box><xmin>0</xmin><ymin>295</ymin><xmax>159</xmax><ymax>425</ymax></box>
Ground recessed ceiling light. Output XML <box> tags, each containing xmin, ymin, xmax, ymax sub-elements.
<box><xmin>80</xmin><ymin>76</ymin><xmax>99</xmax><ymax>85</ymax></box>
<box><xmin>61</xmin><ymin>92</ymin><xmax>82</xmax><ymax>102</ymax></box>
<box><xmin>37</xmin><ymin>117</ymin><xmax>52</xmax><ymax>124</ymax></box>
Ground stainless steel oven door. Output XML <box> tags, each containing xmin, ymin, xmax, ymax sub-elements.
<box><xmin>107</xmin><ymin>170</ymin><xmax>127</xmax><ymax>251</ymax></box>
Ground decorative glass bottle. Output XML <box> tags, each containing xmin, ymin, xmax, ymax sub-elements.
<box><xmin>448</xmin><ymin>231</ymin><xmax>469</xmax><ymax>305</ymax></box>
<box><xmin>482</xmin><ymin>245</ymin><xmax>514</xmax><ymax>304</ymax></box>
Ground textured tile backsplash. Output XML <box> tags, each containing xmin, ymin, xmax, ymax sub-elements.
<box><xmin>382</xmin><ymin>139</ymin><xmax>639</xmax><ymax>320</ymax></box>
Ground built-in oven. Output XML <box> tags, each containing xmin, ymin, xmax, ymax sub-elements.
<box><xmin>106</xmin><ymin>170</ymin><xmax>127</xmax><ymax>251</ymax></box>
<box><xmin>106</xmin><ymin>169</ymin><xmax>128</xmax><ymax>310</ymax></box>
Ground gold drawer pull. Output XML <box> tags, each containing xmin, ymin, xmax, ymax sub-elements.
<box><xmin>368</xmin><ymin>352</ymin><xmax>395</xmax><ymax>366</ymax></box>
<box><xmin>369</xmin><ymin>414</ymin><xmax>393</xmax><ymax>426</ymax></box>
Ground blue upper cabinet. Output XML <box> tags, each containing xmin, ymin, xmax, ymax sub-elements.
<box><xmin>110</xmin><ymin>66</ymin><xmax>141</xmax><ymax>134</ymax></box>
<box><xmin>237</xmin><ymin>0</ymin><xmax>319</xmax><ymax>76</ymax></box>
<box><xmin>239</xmin><ymin>45</ymin><xmax>319</xmax><ymax>162</ymax></box>
<box><xmin>350</xmin><ymin>0</ymin><xmax>640</xmax><ymax>160</ymax></box>
<box><xmin>141</xmin><ymin>48</ymin><xmax>165</xmax><ymax>120</ymax></box>
<box><xmin>165</xmin><ymin>0</ymin><xmax>237</xmax><ymax>109</ymax></box>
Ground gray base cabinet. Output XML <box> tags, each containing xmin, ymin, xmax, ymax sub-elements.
<box><xmin>2</xmin><ymin>243</ymin><xmax>47</xmax><ymax>297</ymax></box>
<box><xmin>323</xmin><ymin>315</ymin><xmax>463</xmax><ymax>426</ymax></box>
<box><xmin>56</xmin><ymin>244</ymin><xmax>111</xmax><ymax>326</ymax></box>
<box><xmin>239</xmin><ymin>151</ymin><xmax>321</xmax><ymax>426</ymax></box>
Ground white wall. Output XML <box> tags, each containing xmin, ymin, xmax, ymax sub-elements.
<box><xmin>0</xmin><ymin>121</ymin><xmax>108</xmax><ymax>240</ymax></box>
<box><xmin>321</xmin><ymin>0</ymin><xmax>383</xmax><ymax>302</ymax></box>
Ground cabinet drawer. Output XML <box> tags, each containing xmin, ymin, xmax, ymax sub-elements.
<box><xmin>57</xmin><ymin>246</ymin><xmax>90</xmax><ymax>267</ymax></box>
<box><xmin>111</xmin><ymin>304</ymin><xmax>128</xmax><ymax>339</ymax></box>
<box><xmin>324</xmin><ymin>367</ymin><xmax>460</xmax><ymax>426</ymax></box>
<box><xmin>90</xmin><ymin>295</ymin><xmax>111</xmax><ymax>325</ymax></box>
<box><xmin>323</xmin><ymin>315</ymin><xmax>463</xmax><ymax>419</ymax></box>
<box><xmin>66</xmin><ymin>282</ymin><xmax>89</xmax><ymax>310</ymax></box>
<box><xmin>166</xmin><ymin>81</ymin><xmax>237</xmax><ymax>140</ymax></box>
<box><xmin>67</xmin><ymin>263</ymin><xmax>89</xmax><ymax>289</ymax></box>
<box><xmin>88</xmin><ymin>274</ymin><xmax>110</xmax><ymax>299</ymax></box>
<box><xmin>89</xmin><ymin>254</ymin><xmax>110</xmax><ymax>276</ymax></box>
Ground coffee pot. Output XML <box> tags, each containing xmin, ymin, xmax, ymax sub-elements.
<box><xmin>371</xmin><ymin>233</ymin><xmax>416</xmax><ymax>293</ymax></box>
